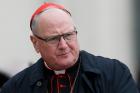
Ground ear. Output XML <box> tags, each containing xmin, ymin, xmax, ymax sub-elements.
<box><xmin>30</xmin><ymin>35</ymin><xmax>40</xmax><ymax>53</ymax></box>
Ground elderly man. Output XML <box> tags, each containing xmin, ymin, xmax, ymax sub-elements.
<box><xmin>0</xmin><ymin>2</ymin><xmax>138</xmax><ymax>93</ymax></box>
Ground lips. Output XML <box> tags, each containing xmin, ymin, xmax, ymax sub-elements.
<box><xmin>56</xmin><ymin>51</ymin><xmax>70</xmax><ymax>56</ymax></box>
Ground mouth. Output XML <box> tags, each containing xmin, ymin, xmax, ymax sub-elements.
<box><xmin>57</xmin><ymin>51</ymin><xmax>70</xmax><ymax>56</ymax></box>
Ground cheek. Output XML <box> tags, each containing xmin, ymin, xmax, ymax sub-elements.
<box><xmin>71</xmin><ymin>40</ymin><xmax>79</xmax><ymax>50</ymax></box>
<box><xmin>70</xmin><ymin>41</ymin><xmax>79</xmax><ymax>55</ymax></box>
<box><xmin>39</xmin><ymin>44</ymin><xmax>56</xmax><ymax>58</ymax></box>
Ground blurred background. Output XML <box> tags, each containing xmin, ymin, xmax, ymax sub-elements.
<box><xmin>0</xmin><ymin>0</ymin><xmax>139</xmax><ymax>88</ymax></box>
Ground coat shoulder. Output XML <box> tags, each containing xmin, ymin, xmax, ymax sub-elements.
<box><xmin>1</xmin><ymin>61</ymin><xmax>41</xmax><ymax>92</ymax></box>
<box><xmin>80</xmin><ymin>50</ymin><xmax>131</xmax><ymax>78</ymax></box>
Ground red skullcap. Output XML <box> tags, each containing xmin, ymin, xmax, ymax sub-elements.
<box><xmin>30</xmin><ymin>2</ymin><xmax>70</xmax><ymax>30</ymax></box>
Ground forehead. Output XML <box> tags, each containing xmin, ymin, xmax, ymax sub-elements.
<box><xmin>36</xmin><ymin>8</ymin><xmax>75</xmax><ymax>35</ymax></box>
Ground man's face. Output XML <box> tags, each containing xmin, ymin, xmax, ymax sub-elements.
<box><xmin>31</xmin><ymin>9</ymin><xmax>80</xmax><ymax>70</ymax></box>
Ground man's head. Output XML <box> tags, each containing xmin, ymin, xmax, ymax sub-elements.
<box><xmin>30</xmin><ymin>3</ymin><xmax>80</xmax><ymax>70</ymax></box>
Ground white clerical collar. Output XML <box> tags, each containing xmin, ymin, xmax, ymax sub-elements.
<box><xmin>44</xmin><ymin>61</ymin><xmax>65</xmax><ymax>75</ymax></box>
<box><xmin>54</xmin><ymin>70</ymin><xmax>65</xmax><ymax>75</ymax></box>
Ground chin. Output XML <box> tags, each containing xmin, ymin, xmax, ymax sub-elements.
<box><xmin>58</xmin><ymin>60</ymin><xmax>75</xmax><ymax>69</ymax></box>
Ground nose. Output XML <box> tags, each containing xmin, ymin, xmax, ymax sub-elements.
<box><xmin>57</xmin><ymin>37</ymin><xmax>68</xmax><ymax>49</ymax></box>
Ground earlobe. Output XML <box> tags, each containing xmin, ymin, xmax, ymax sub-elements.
<box><xmin>30</xmin><ymin>35</ymin><xmax>40</xmax><ymax>53</ymax></box>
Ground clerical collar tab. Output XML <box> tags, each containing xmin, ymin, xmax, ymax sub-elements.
<box><xmin>54</xmin><ymin>70</ymin><xmax>65</xmax><ymax>75</ymax></box>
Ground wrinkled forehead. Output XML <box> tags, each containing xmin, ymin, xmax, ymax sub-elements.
<box><xmin>33</xmin><ymin>8</ymin><xmax>75</xmax><ymax>35</ymax></box>
<box><xmin>30</xmin><ymin>8</ymin><xmax>73</xmax><ymax>34</ymax></box>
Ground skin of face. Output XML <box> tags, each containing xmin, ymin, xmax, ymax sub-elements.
<box><xmin>30</xmin><ymin>9</ymin><xmax>80</xmax><ymax>70</ymax></box>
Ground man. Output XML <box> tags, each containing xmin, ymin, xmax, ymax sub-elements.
<box><xmin>0</xmin><ymin>2</ymin><xmax>138</xmax><ymax>93</ymax></box>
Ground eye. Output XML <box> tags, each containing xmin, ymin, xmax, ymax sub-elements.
<box><xmin>65</xmin><ymin>32</ymin><xmax>74</xmax><ymax>37</ymax></box>
<box><xmin>46</xmin><ymin>36</ymin><xmax>60</xmax><ymax>42</ymax></box>
<box><xmin>63</xmin><ymin>33</ymin><xmax>72</xmax><ymax>39</ymax></box>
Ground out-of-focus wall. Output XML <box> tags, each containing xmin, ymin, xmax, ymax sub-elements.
<box><xmin>0</xmin><ymin>0</ymin><xmax>42</xmax><ymax>76</ymax></box>
<box><xmin>0</xmin><ymin>0</ymin><xmax>138</xmax><ymax>81</ymax></box>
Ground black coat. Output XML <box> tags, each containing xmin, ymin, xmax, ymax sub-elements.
<box><xmin>0</xmin><ymin>51</ymin><xmax>139</xmax><ymax>93</ymax></box>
